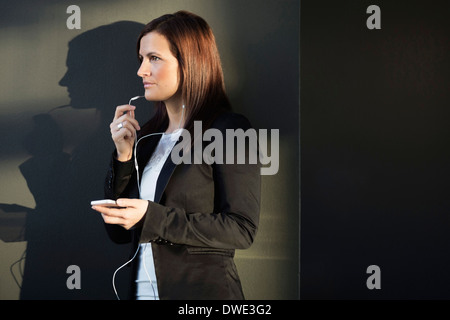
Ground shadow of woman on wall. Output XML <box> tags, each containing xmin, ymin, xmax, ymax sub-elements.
<box><xmin>0</xmin><ymin>21</ymin><xmax>151</xmax><ymax>299</ymax></box>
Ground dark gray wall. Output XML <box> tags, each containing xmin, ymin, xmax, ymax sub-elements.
<box><xmin>301</xmin><ymin>0</ymin><xmax>450</xmax><ymax>299</ymax></box>
<box><xmin>0</xmin><ymin>0</ymin><xmax>299</xmax><ymax>299</ymax></box>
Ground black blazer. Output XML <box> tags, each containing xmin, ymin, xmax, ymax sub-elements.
<box><xmin>104</xmin><ymin>111</ymin><xmax>261</xmax><ymax>299</ymax></box>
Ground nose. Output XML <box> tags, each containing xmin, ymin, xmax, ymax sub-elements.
<box><xmin>59</xmin><ymin>70</ymin><xmax>69</xmax><ymax>86</ymax></box>
<box><xmin>137</xmin><ymin>59</ymin><xmax>150</xmax><ymax>78</ymax></box>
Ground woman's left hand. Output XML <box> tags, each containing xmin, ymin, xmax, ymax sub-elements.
<box><xmin>92</xmin><ymin>198</ymin><xmax>149</xmax><ymax>230</ymax></box>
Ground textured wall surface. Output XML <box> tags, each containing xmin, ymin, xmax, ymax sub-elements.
<box><xmin>0</xmin><ymin>0</ymin><xmax>300</xmax><ymax>300</ymax></box>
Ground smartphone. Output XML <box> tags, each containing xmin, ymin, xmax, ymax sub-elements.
<box><xmin>91</xmin><ymin>199</ymin><xmax>125</xmax><ymax>208</ymax></box>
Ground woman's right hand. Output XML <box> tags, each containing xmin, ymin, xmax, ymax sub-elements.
<box><xmin>110</xmin><ymin>104</ymin><xmax>141</xmax><ymax>162</ymax></box>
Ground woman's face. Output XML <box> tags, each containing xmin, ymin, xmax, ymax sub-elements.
<box><xmin>137</xmin><ymin>32</ymin><xmax>180</xmax><ymax>103</ymax></box>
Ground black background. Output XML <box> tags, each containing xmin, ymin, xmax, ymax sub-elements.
<box><xmin>300</xmin><ymin>0</ymin><xmax>450</xmax><ymax>299</ymax></box>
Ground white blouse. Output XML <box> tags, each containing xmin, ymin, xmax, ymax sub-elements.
<box><xmin>135</xmin><ymin>129</ymin><xmax>182</xmax><ymax>300</ymax></box>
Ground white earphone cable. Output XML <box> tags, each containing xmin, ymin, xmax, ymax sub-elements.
<box><xmin>112</xmin><ymin>97</ymin><xmax>185</xmax><ymax>300</ymax></box>
<box><xmin>112</xmin><ymin>244</ymin><xmax>140</xmax><ymax>300</ymax></box>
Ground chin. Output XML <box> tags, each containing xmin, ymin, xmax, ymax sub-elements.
<box><xmin>144</xmin><ymin>91</ymin><xmax>157</xmax><ymax>101</ymax></box>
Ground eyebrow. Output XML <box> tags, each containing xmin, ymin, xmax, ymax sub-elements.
<box><xmin>138</xmin><ymin>51</ymin><xmax>162</xmax><ymax>58</ymax></box>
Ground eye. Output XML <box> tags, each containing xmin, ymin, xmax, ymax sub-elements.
<box><xmin>150</xmin><ymin>56</ymin><xmax>161</xmax><ymax>62</ymax></box>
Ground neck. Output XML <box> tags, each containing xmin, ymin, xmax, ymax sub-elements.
<box><xmin>164</xmin><ymin>96</ymin><xmax>185</xmax><ymax>133</ymax></box>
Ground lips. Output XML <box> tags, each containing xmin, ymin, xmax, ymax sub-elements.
<box><xmin>143</xmin><ymin>81</ymin><xmax>155</xmax><ymax>88</ymax></box>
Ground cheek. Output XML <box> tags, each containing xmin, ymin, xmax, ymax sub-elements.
<box><xmin>160</xmin><ymin>66</ymin><xmax>180</xmax><ymax>90</ymax></box>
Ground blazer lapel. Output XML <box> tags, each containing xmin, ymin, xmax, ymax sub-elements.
<box><xmin>136</xmin><ymin>134</ymin><xmax>160</xmax><ymax>183</ymax></box>
<box><xmin>153</xmin><ymin>135</ymin><xmax>187</xmax><ymax>203</ymax></box>
<box><xmin>154</xmin><ymin>153</ymin><xmax>178</xmax><ymax>203</ymax></box>
<box><xmin>137</xmin><ymin>134</ymin><xmax>183</xmax><ymax>204</ymax></box>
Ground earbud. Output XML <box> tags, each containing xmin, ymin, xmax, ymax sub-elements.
<box><xmin>114</xmin><ymin>95</ymin><xmax>185</xmax><ymax>300</ymax></box>
<box><xmin>129</xmin><ymin>95</ymin><xmax>144</xmax><ymax>105</ymax></box>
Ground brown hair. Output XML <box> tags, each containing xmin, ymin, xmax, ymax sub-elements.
<box><xmin>137</xmin><ymin>10</ymin><xmax>231</xmax><ymax>136</ymax></box>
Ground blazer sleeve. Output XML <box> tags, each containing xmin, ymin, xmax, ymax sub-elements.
<box><xmin>104</xmin><ymin>152</ymin><xmax>136</xmax><ymax>200</ymax></box>
<box><xmin>103</xmin><ymin>152</ymin><xmax>137</xmax><ymax>244</ymax></box>
<box><xmin>139</xmin><ymin>113</ymin><xmax>261</xmax><ymax>250</ymax></box>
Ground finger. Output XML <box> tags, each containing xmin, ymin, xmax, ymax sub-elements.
<box><xmin>111</xmin><ymin>120</ymin><xmax>131</xmax><ymax>135</ymax></box>
<box><xmin>101</xmin><ymin>213</ymin><xmax>125</xmax><ymax>226</ymax></box>
<box><xmin>92</xmin><ymin>205</ymin><xmax>125</xmax><ymax>218</ymax></box>
<box><xmin>114</xmin><ymin>105</ymin><xmax>135</xmax><ymax>119</ymax></box>
<box><xmin>111</xmin><ymin>116</ymin><xmax>140</xmax><ymax>136</ymax></box>
<box><xmin>116</xmin><ymin>113</ymin><xmax>141</xmax><ymax>131</ymax></box>
<box><xmin>111</xmin><ymin>113</ymin><xmax>140</xmax><ymax>132</ymax></box>
<box><xmin>112</xmin><ymin>127</ymin><xmax>135</xmax><ymax>144</ymax></box>
<box><xmin>114</xmin><ymin>105</ymin><xmax>136</xmax><ymax>121</ymax></box>
<box><xmin>116</xmin><ymin>198</ymin><xmax>138</xmax><ymax>208</ymax></box>
<box><xmin>120</xmin><ymin>124</ymin><xmax>137</xmax><ymax>140</ymax></box>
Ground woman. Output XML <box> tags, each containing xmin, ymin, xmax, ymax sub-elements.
<box><xmin>92</xmin><ymin>11</ymin><xmax>261</xmax><ymax>300</ymax></box>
